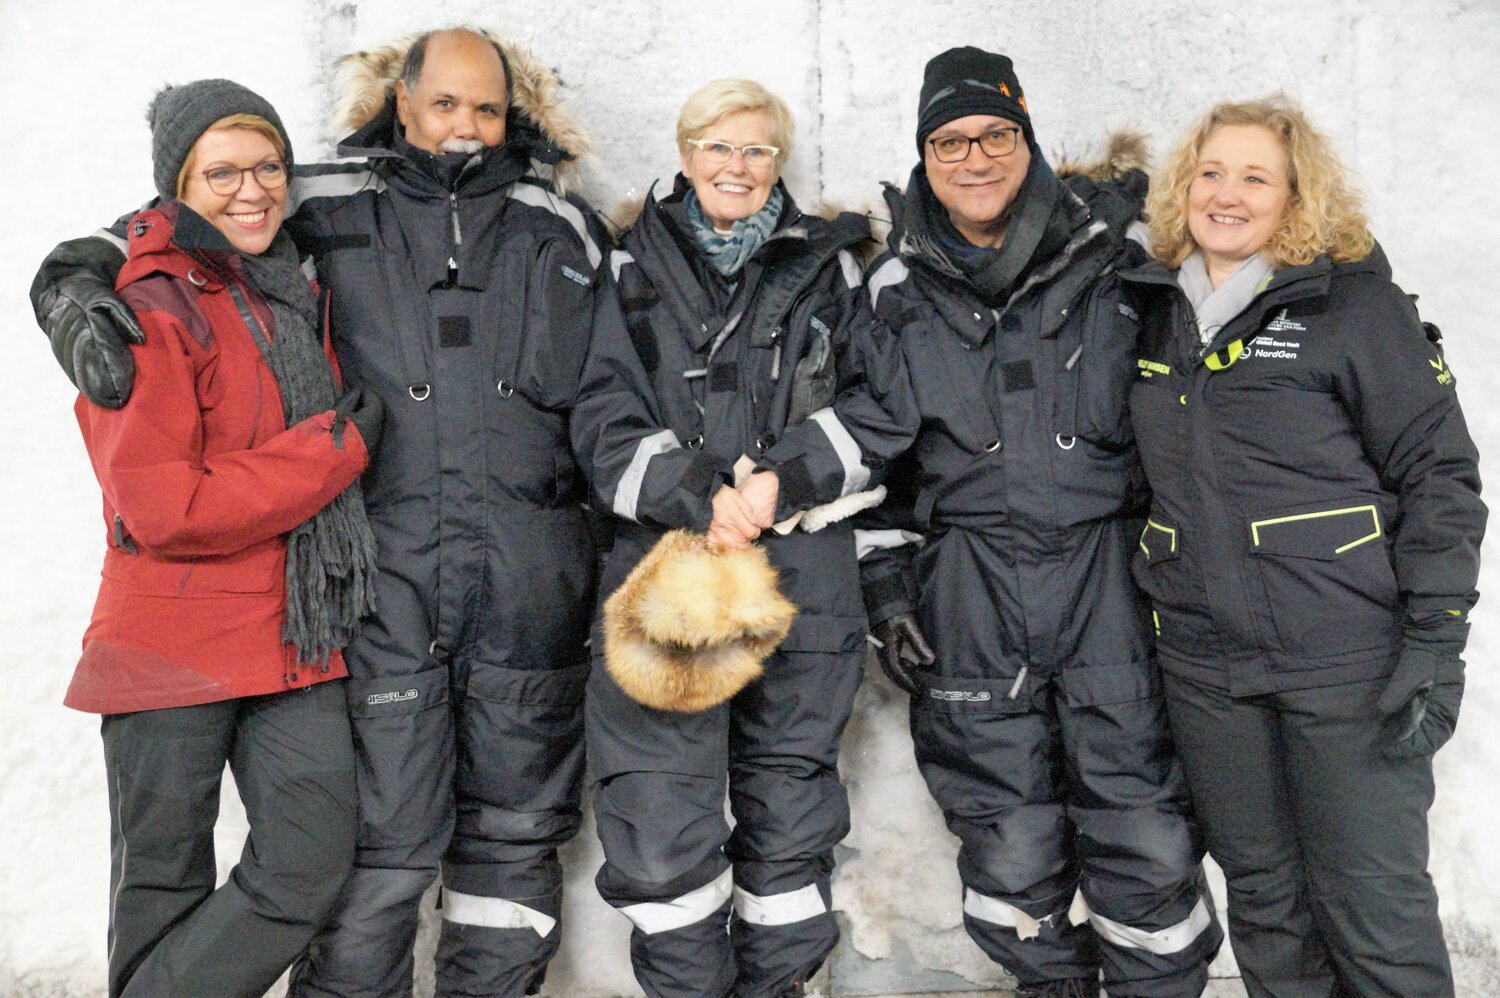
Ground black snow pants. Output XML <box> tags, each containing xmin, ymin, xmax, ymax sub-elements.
<box><xmin>289</xmin><ymin>507</ymin><xmax>594</xmax><ymax>998</ymax></box>
<box><xmin>588</xmin><ymin>524</ymin><xmax>867</xmax><ymax>998</ymax></box>
<box><xmin>907</xmin><ymin>520</ymin><xmax>1221</xmax><ymax>995</ymax></box>
<box><xmin>102</xmin><ymin>682</ymin><xmax>356</xmax><ymax>998</ymax></box>
<box><xmin>1163</xmin><ymin>668</ymin><xmax>1454</xmax><ymax>998</ymax></box>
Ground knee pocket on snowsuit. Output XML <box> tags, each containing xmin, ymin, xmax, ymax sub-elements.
<box><xmin>346</xmin><ymin>666</ymin><xmax>454</xmax><ymax>858</ymax></box>
<box><xmin>456</xmin><ymin>660</ymin><xmax>587</xmax><ymax>824</ymax></box>
<box><xmin>1054</xmin><ymin>658</ymin><xmax>1161</xmax><ymax>708</ymax></box>
<box><xmin>1056</xmin><ymin>658</ymin><xmax>1186</xmax><ymax>804</ymax></box>
<box><xmin>956</xmin><ymin>804</ymin><xmax>1075</xmax><ymax>900</ymax></box>
<box><xmin>594</xmin><ymin>771</ymin><xmax>729</xmax><ymax>898</ymax></box>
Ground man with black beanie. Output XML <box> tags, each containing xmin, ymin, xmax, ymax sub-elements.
<box><xmin>857</xmin><ymin>46</ymin><xmax>1223</xmax><ymax>997</ymax></box>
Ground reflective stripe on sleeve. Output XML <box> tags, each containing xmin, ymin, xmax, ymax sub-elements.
<box><xmin>617</xmin><ymin>868</ymin><xmax>733</xmax><ymax>935</ymax></box>
<box><xmin>838</xmin><ymin>248</ymin><xmax>863</xmax><ymax>290</ymax></box>
<box><xmin>506</xmin><ymin>182</ymin><xmax>602</xmax><ymax>268</ymax></box>
<box><xmin>1078</xmin><ymin>892</ymin><xmax>1215</xmax><ymax>955</ymax></box>
<box><xmin>867</xmin><ymin>256</ymin><xmax>909</xmax><ymax>309</ymax></box>
<box><xmin>286</xmin><ymin>170</ymin><xmax>387</xmax><ymax>213</ymax></box>
<box><xmin>441</xmin><ymin>889</ymin><xmax>556</xmax><ymax>937</ymax></box>
<box><xmin>611</xmin><ymin>248</ymin><xmax>635</xmax><ymax>282</ymax></box>
<box><xmin>853</xmin><ymin>528</ymin><xmax>923</xmax><ymax>561</ymax></box>
<box><xmin>613</xmin><ymin>429</ymin><xmax>681</xmax><ymax>522</ymax></box>
<box><xmin>809</xmin><ymin>408</ymin><xmax>871</xmax><ymax>496</ymax></box>
<box><xmin>732</xmin><ymin>883</ymin><xmax>827</xmax><ymax>926</ymax></box>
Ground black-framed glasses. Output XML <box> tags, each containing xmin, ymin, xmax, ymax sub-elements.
<box><xmin>200</xmin><ymin>160</ymin><xmax>288</xmax><ymax>196</ymax></box>
<box><xmin>927</xmin><ymin>127</ymin><xmax>1021</xmax><ymax>163</ymax></box>
<box><xmin>685</xmin><ymin>138</ymin><xmax>780</xmax><ymax>168</ymax></box>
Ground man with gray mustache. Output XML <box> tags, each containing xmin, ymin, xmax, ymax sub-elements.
<box><xmin>32</xmin><ymin>26</ymin><xmax>613</xmax><ymax>998</ymax></box>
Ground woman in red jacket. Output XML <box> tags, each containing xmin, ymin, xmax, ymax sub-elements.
<box><xmin>67</xmin><ymin>79</ymin><xmax>383</xmax><ymax>998</ymax></box>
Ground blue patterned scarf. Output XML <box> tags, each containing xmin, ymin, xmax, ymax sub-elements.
<box><xmin>685</xmin><ymin>186</ymin><xmax>785</xmax><ymax>276</ymax></box>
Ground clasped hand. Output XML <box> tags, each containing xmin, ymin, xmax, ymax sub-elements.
<box><xmin>706</xmin><ymin>471</ymin><xmax>779</xmax><ymax>551</ymax></box>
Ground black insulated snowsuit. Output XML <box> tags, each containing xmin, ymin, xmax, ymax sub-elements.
<box><xmin>570</xmin><ymin>180</ymin><xmax>915</xmax><ymax>998</ymax></box>
<box><xmin>280</xmin><ymin>102</ymin><xmax>609</xmax><ymax>998</ymax></box>
<box><xmin>858</xmin><ymin>165</ymin><xmax>1221</xmax><ymax>995</ymax></box>
<box><xmin>1123</xmin><ymin>247</ymin><xmax>1484</xmax><ymax>997</ymax></box>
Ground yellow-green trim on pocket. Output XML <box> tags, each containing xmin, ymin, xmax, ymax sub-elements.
<box><xmin>1140</xmin><ymin>519</ymin><xmax>1178</xmax><ymax>559</ymax></box>
<box><xmin>1250</xmin><ymin>504</ymin><xmax>1382</xmax><ymax>556</ymax></box>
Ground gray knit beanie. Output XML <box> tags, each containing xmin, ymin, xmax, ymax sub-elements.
<box><xmin>148</xmin><ymin>79</ymin><xmax>293</xmax><ymax>199</ymax></box>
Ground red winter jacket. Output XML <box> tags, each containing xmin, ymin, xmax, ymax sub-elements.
<box><xmin>66</xmin><ymin>202</ymin><xmax>372</xmax><ymax>714</ymax></box>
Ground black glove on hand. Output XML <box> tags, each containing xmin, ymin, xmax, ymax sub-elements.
<box><xmin>1378</xmin><ymin>645</ymin><xmax>1465</xmax><ymax>761</ymax></box>
<box><xmin>32</xmin><ymin>238</ymin><xmax>143</xmax><ymax>409</ymax></box>
<box><xmin>42</xmin><ymin>274</ymin><xmax>145</xmax><ymax>409</ymax></box>
<box><xmin>333</xmin><ymin>389</ymin><xmax>386</xmax><ymax>456</ymax></box>
<box><xmin>870</xmin><ymin>612</ymin><xmax>935</xmax><ymax>696</ymax></box>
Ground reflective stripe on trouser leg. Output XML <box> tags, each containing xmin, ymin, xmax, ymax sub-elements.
<box><xmin>965</xmin><ymin>886</ymin><xmax>1070</xmax><ymax>940</ymax></box>
<box><xmin>732</xmin><ymin>883</ymin><xmax>828</xmax><ymax>926</ymax></box>
<box><xmin>617</xmin><ymin>867</ymin><xmax>734</xmax><ymax>935</ymax></box>
<box><xmin>1068</xmin><ymin>889</ymin><xmax>1215</xmax><ymax>955</ymax></box>
<box><xmin>442</xmin><ymin>889</ymin><xmax>556</xmax><ymax>936</ymax></box>
<box><xmin>959</xmin><ymin>882</ymin><xmax>1099</xmax><ymax>984</ymax></box>
<box><xmin>610</xmin><ymin>866</ymin><xmax>736</xmax><ymax>997</ymax></box>
<box><xmin>436</xmin><ymin>886</ymin><xmax>561</xmax><ymax>998</ymax></box>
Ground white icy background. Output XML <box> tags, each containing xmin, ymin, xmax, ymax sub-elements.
<box><xmin>4</xmin><ymin>1</ymin><xmax>1498</xmax><ymax>994</ymax></box>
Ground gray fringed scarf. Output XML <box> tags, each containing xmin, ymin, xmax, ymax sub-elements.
<box><xmin>238</xmin><ymin>232</ymin><xmax>378</xmax><ymax>665</ymax></box>
<box><xmin>686</xmin><ymin>186</ymin><xmax>785</xmax><ymax>276</ymax></box>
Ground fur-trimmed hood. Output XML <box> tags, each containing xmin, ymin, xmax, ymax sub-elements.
<box><xmin>1054</xmin><ymin>130</ymin><xmax>1150</xmax><ymax>186</ymax></box>
<box><xmin>331</xmin><ymin>30</ymin><xmax>591</xmax><ymax>182</ymax></box>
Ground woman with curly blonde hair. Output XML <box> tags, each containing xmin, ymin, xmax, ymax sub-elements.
<box><xmin>1121</xmin><ymin>95</ymin><xmax>1484</xmax><ymax>997</ymax></box>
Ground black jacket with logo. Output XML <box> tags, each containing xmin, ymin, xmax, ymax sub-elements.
<box><xmin>1122</xmin><ymin>247</ymin><xmax>1485</xmax><ymax>696</ymax></box>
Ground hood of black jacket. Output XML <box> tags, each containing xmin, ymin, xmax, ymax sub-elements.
<box><xmin>335</xmin><ymin>96</ymin><xmax>549</xmax><ymax>198</ymax></box>
<box><xmin>885</xmin><ymin>152</ymin><xmax>1105</xmax><ymax>306</ymax></box>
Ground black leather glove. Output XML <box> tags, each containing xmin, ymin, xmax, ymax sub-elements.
<box><xmin>870</xmin><ymin>612</ymin><xmax>935</xmax><ymax>696</ymax></box>
<box><xmin>333</xmin><ymin>389</ymin><xmax>386</xmax><ymax>456</ymax></box>
<box><xmin>1377</xmin><ymin>646</ymin><xmax>1464</xmax><ymax>760</ymax></box>
<box><xmin>31</xmin><ymin>236</ymin><xmax>143</xmax><ymax>409</ymax></box>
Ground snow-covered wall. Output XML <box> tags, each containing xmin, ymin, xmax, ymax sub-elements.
<box><xmin>5</xmin><ymin>1</ymin><xmax>1498</xmax><ymax>994</ymax></box>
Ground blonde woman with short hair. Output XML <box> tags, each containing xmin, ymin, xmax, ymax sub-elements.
<box><xmin>571</xmin><ymin>77</ymin><xmax>914</xmax><ymax>997</ymax></box>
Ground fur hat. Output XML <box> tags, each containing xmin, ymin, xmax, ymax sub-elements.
<box><xmin>603</xmin><ymin>530</ymin><xmax>797</xmax><ymax>712</ymax></box>
<box><xmin>331</xmin><ymin>28</ymin><xmax>590</xmax><ymax>188</ymax></box>
<box><xmin>149</xmin><ymin>79</ymin><xmax>292</xmax><ymax>200</ymax></box>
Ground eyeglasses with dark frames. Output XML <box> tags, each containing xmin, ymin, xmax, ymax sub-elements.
<box><xmin>685</xmin><ymin>139</ymin><xmax>781</xmax><ymax>168</ymax></box>
<box><xmin>200</xmin><ymin>160</ymin><xmax>288</xmax><ymax>196</ymax></box>
<box><xmin>927</xmin><ymin>127</ymin><xmax>1022</xmax><ymax>163</ymax></box>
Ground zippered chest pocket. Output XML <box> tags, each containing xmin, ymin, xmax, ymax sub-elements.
<box><xmin>1053</xmin><ymin>281</ymin><xmax>1138</xmax><ymax>450</ymax></box>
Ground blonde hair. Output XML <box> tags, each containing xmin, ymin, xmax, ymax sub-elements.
<box><xmin>1147</xmin><ymin>94</ymin><xmax>1374</xmax><ymax>268</ymax></box>
<box><xmin>176</xmin><ymin>114</ymin><xmax>287</xmax><ymax>197</ymax></box>
<box><xmin>676</xmin><ymin>78</ymin><xmax>794</xmax><ymax>166</ymax></box>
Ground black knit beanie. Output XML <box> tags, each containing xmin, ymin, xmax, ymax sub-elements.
<box><xmin>916</xmin><ymin>47</ymin><xmax>1032</xmax><ymax>153</ymax></box>
<box><xmin>148</xmin><ymin>79</ymin><xmax>293</xmax><ymax>199</ymax></box>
